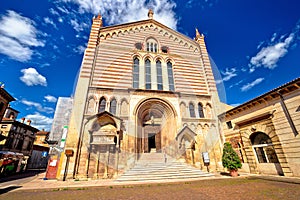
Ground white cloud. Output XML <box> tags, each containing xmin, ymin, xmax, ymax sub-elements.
<box><xmin>44</xmin><ymin>17</ymin><xmax>57</xmax><ymax>29</ymax></box>
<box><xmin>24</xmin><ymin>112</ymin><xmax>53</xmax><ymax>131</ymax></box>
<box><xmin>0</xmin><ymin>10</ymin><xmax>44</xmax><ymax>62</ymax></box>
<box><xmin>241</xmin><ymin>78</ymin><xmax>264</xmax><ymax>92</ymax></box>
<box><xmin>248</xmin><ymin>20</ymin><xmax>300</xmax><ymax>73</ymax></box>
<box><xmin>20</xmin><ymin>67</ymin><xmax>47</xmax><ymax>86</ymax></box>
<box><xmin>0</xmin><ymin>35</ymin><xmax>33</xmax><ymax>62</ymax></box>
<box><xmin>56</xmin><ymin>5</ymin><xmax>70</xmax><ymax>14</ymax></box>
<box><xmin>49</xmin><ymin>8</ymin><xmax>59</xmax><ymax>16</ymax></box>
<box><xmin>250</xmin><ymin>33</ymin><xmax>294</xmax><ymax>70</ymax></box>
<box><xmin>44</xmin><ymin>95</ymin><xmax>57</xmax><ymax>103</ymax></box>
<box><xmin>21</xmin><ymin>99</ymin><xmax>54</xmax><ymax>113</ymax></box>
<box><xmin>0</xmin><ymin>10</ymin><xmax>44</xmax><ymax>47</ymax></box>
<box><xmin>186</xmin><ymin>0</ymin><xmax>217</xmax><ymax>9</ymax></box>
<box><xmin>70</xmin><ymin>19</ymin><xmax>89</xmax><ymax>32</ymax></box>
<box><xmin>215</xmin><ymin>68</ymin><xmax>237</xmax><ymax>84</ymax></box>
<box><xmin>58</xmin><ymin>0</ymin><xmax>178</xmax><ymax>30</ymax></box>
<box><xmin>229</xmin><ymin>80</ymin><xmax>243</xmax><ymax>89</ymax></box>
<box><xmin>73</xmin><ymin>45</ymin><xmax>86</xmax><ymax>54</ymax></box>
<box><xmin>221</xmin><ymin>68</ymin><xmax>238</xmax><ymax>81</ymax></box>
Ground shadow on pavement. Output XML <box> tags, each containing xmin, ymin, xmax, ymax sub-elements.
<box><xmin>0</xmin><ymin>185</ymin><xmax>22</xmax><ymax>194</ymax></box>
<box><xmin>220</xmin><ymin>172</ymin><xmax>231</xmax><ymax>176</ymax></box>
<box><xmin>0</xmin><ymin>169</ymin><xmax>45</xmax><ymax>183</ymax></box>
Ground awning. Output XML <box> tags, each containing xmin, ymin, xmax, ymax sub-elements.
<box><xmin>0</xmin><ymin>151</ymin><xmax>24</xmax><ymax>158</ymax></box>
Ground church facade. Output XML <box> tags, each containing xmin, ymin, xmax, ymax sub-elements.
<box><xmin>58</xmin><ymin>11</ymin><xmax>223</xmax><ymax>180</ymax></box>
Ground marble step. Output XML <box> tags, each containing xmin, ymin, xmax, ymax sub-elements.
<box><xmin>116</xmin><ymin>153</ymin><xmax>213</xmax><ymax>182</ymax></box>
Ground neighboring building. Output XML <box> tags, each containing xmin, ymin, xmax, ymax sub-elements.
<box><xmin>0</xmin><ymin>106</ymin><xmax>19</xmax><ymax>142</ymax></box>
<box><xmin>0</xmin><ymin>107</ymin><xmax>38</xmax><ymax>175</ymax></box>
<box><xmin>46</xmin><ymin>97</ymin><xmax>72</xmax><ymax>179</ymax></box>
<box><xmin>219</xmin><ymin>77</ymin><xmax>300</xmax><ymax>177</ymax></box>
<box><xmin>49</xmin><ymin>97</ymin><xmax>73</xmax><ymax>145</ymax></box>
<box><xmin>0</xmin><ymin>85</ymin><xmax>15</xmax><ymax>123</ymax></box>
<box><xmin>27</xmin><ymin>130</ymin><xmax>50</xmax><ymax>169</ymax></box>
<box><xmin>58</xmin><ymin>10</ymin><xmax>224</xmax><ymax>180</ymax></box>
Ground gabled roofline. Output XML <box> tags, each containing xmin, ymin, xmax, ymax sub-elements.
<box><xmin>175</xmin><ymin>125</ymin><xmax>197</xmax><ymax>140</ymax></box>
<box><xmin>220</xmin><ymin>77</ymin><xmax>300</xmax><ymax>118</ymax></box>
<box><xmin>1</xmin><ymin>119</ymin><xmax>39</xmax><ymax>132</ymax></box>
<box><xmin>99</xmin><ymin>18</ymin><xmax>199</xmax><ymax>46</ymax></box>
<box><xmin>5</xmin><ymin>106</ymin><xmax>19</xmax><ymax>113</ymax></box>
<box><xmin>0</xmin><ymin>88</ymin><xmax>15</xmax><ymax>102</ymax></box>
<box><xmin>86</xmin><ymin>110</ymin><xmax>122</xmax><ymax>121</ymax></box>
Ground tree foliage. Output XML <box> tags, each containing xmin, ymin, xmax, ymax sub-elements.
<box><xmin>222</xmin><ymin>142</ymin><xmax>242</xmax><ymax>170</ymax></box>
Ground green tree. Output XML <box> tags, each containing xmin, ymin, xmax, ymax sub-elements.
<box><xmin>222</xmin><ymin>142</ymin><xmax>242</xmax><ymax>170</ymax></box>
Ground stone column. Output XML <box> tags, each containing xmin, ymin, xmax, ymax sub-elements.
<box><xmin>103</xmin><ymin>145</ymin><xmax>109</xmax><ymax>178</ymax></box>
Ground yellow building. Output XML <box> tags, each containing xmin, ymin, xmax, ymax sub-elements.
<box><xmin>0</xmin><ymin>107</ymin><xmax>38</xmax><ymax>175</ymax></box>
<box><xmin>220</xmin><ymin>77</ymin><xmax>300</xmax><ymax>177</ymax></box>
<box><xmin>0</xmin><ymin>85</ymin><xmax>15</xmax><ymax>123</ymax></box>
<box><xmin>27</xmin><ymin>130</ymin><xmax>50</xmax><ymax>169</ymax></box>
<box><xmin>58</xmin><ymin>10</ymin><xmax>224</xmax><ymax>180</ymax></box>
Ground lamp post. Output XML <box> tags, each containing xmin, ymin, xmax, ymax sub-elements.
<box><xmin>63</xmin><ymin>149</ymin><xmax>74</xmax><ymax>181</ymax></box>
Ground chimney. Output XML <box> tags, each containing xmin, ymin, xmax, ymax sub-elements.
<box><xmin>21</xmin><ymin>117</ymin><xmax>25</xmax><ymax>123</ymax></box>
<box><xmin>26</xmin><ymin>119</ymin><xmax>31</xmax><ymax>126</ymax></box>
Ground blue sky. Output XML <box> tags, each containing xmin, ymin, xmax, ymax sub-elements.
<box><xmin>0</xmin><ymin>0</ymin><xmax>299</xmax><ymax>131</ymax></box>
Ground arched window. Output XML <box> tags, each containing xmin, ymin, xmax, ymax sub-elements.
<box><xmin>180</xmin><ymin>102</ymin><xmax>187</xmax><ymax>118</ymax></box>
<box><xmin>145</xmin><ymin>59</ymin><xmax>151</xmax><ymax>89</ymax></box>
<box><xmin>146</xmin><ymin>38</ymin><xmax>158</xmax><ymax>53</ymax></box>
<box><xmin>110</xmin><ymin>98</ymin><xmax>117</xmax><ymax>115</ymax></box>
<box><xmin>250</xmin><ymin>132</ymin><xmax>279</xmax><ymax>163</ymax></box>
<box><xmin>189</xmin><ymin>102</ymin><xmax>195</xmax><ymax>118</ymax></box>
<box><xmin>198</xmin><ymin>103</ymin><xmax>204</xmax><ymax>118</ymax></box>
<box><xmin>98</xmin><ymin>97</ymin><xmax>106</xmax><ymax>113</ymax></box>
<box><xmin>156</xmin><ymin>60</ymin><xmax>163</xmax><ymax>90</ymax></box>
<box><xmin>167</xmin><ymin>61</ymin><xmax>174</xmax><ymax>91</ymax></box>
<box><xmin>133</xmin><ymin>57</ymin><xmax>139</xmax><ymax>89</ymax></box>
<box><xmin>120</xmin><ymin>100</ymin><xmax>129</xmax><ymax>116</ymax></box>
<box><xmin>206</xmin><ymin>104</ymin><xmax>212</xmax><ymax>118</ymax></box>
<box><xmin>87</xmin><ymin>98</ymin><xmax>96</xmax><ymax>114</ymax></box>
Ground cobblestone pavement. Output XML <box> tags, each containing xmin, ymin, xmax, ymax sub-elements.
<box><xmin>1</xmin><ymin>172</ymin><xmax>300</xmax><ymax>200</ymax></box>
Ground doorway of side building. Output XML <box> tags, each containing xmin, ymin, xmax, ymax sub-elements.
<box><xmin>250</xmin><ymin>131</ymin><xmax>284</xmax><ymax>176</ymax></box>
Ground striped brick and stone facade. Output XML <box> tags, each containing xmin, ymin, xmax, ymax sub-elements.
<box><xmin>219</xmin><ymin>78</ymin><xmax>300</xmax><ymax>177</ymax></box>
<box><xmin>58</xmin><ymin>11</ymin><xmax>223</xmax><ymax>180</ymax></box>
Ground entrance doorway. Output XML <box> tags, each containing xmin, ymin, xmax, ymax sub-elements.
<box><xmin>148</xmin><ymin>133</ymin><xmax>156</xmax><ymax>150</ymax></box>
<box><xmin>135</xmin><ymin>98</ymin><xmax>176</xmax><ymax>155</ymax></box>
<box><xmin>144</xmin><ymin>125</ymin><xmax>161</xmax><ymax>153</ymax></box>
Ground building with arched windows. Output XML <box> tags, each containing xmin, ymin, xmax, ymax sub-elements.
<box><xmin>219</xmin><ymin>78</ymin><xmax>300</xmax><ymax>177</ymax></box>
<box><xmin>58</xmin><ymin>10</ymin><xmax>224</xmax><ymax>180</ymax></box>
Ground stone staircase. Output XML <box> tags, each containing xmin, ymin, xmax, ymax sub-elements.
<box><xmin>116</xmin><ymin>151</ymin><xmax>213</xmax><ymax>182</ymax></box>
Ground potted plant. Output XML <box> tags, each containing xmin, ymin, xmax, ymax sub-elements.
<box><xmin>222</xmin><ymin>142</ymin><xmax>242</xmax><ymax>177</ymax></box>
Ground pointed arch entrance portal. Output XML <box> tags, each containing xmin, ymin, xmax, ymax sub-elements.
<box><xmin>135</xmin><ymin>98</ymin><xmax>177</xmax><ymax>154</ymax></box>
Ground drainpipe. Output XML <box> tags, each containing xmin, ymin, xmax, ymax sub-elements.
<box><xmin>277</xmin><ymin>91</ymin><xmax>298</xmax><ymax>136</ymax></box>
